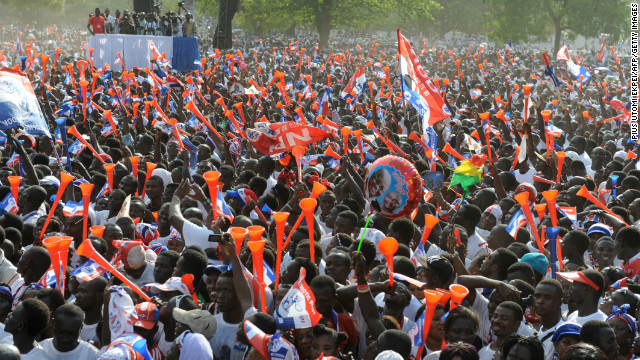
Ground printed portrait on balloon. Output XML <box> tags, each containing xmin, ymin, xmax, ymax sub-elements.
<box><xmin>366</xmin><ymin>155</ymin><xmax>422</xmax><ymax>219</ymax></box>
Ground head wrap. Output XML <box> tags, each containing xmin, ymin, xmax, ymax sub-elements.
<box><xmin>607</xmin><ymin>304</ymin><xmax>638</xmax><ymax>336</ymax></box>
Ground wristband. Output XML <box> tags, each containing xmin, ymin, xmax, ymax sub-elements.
<box><xmin>357</xmin><ymin>284</ymin><xmax>370</xmax><ymax>293</ymax></box>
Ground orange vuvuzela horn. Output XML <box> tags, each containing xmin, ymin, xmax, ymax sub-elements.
<box><xmin>203</xmin><ymin>171</ymin><xmax>221</xmax><ymax>220</ymax></box>
<box><xmin>273</xmin><ymin>212</ymin><xmax>290</xmax><ymax>291</ymax></box>
<box><xmin>67</xmin><ymin>126</ymin><xmax>104</xmax><ymax>161</ymax></box>
<box><xmin>229</xmin><ymin>227</ymin><xmax>248</xmax><ymax>255</ymax></box>
<box><xmin>77</xmin><ymin>239</ymin><xmax>151</xmax><ymax>301</ymax></box>
<box><xmin>40</xmin><ymin>172</ymin><xmax>74</xmax><ymax>239</ymax></box>
<box><xmin>378</xmin><ymin>237</ymin><xmax>398</xmax><ymax>287</ymax></box>
<box><xmin>8</xmin><ymin>176</ymin><xmax>22</xmax><ymax>205</ymax></box>
<box><xmin>416</xmin><ymin>290</ymin><xmax>443</xmax><ymax>359</ymax></box>
<box><xmin>248</xmin><ymin>235</ymin><xmax>268</xmax><ymax>313</ymax></box>
<box><xmin>576</xmin><ymin>185</ymin><xmax>628</xmax><ymax>225</ymax></box>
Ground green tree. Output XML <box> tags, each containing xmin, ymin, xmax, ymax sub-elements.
<box><xmin>200</xmin><ymin>0</ymin><xmax>441</xmax><ymax>46</ymax></box>
<box><xmin>485</xmin><ymin>0</ymin><xmax>628</xmax><ymax>53</ymax></box>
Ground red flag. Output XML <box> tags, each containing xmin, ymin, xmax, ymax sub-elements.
<box><xmin>397</xmin><ymin>29</ymin><xmax>449</xmax><ymax>126</ymax></box>
<box><xmin>246</xmin><ymin>121</ymin><xmax>332</xmax><ymax>155</ymax></box>
<box><xmin>597</xmin><ymin>39</ymin><xmax>606</xmax><ymax>62</ymax></box>
<box><xmin>556</xmin><ymin>45</ymin><xmax>570</xmax><ymax>61</ymax></box>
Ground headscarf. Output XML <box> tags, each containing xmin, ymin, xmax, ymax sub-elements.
<box><xmin>607</xmin><ymin>304</ymin><xmax>638</xmax><ymax>336</ymax></box>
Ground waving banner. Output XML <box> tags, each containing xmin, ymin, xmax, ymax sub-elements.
<box><xmin>397</xmin><ymin>30</ymin><xmax>449</xmax><ymax>126</ymax></box>
<box><xmin>274</xmin><ymin>268</ymin><xmax>322</xmax><ymax>330</ymax></box>
<box><xmin>0</xmin><ymin>68</ymin><xmax>51</xmax><ymax>137</ymax></box>
<box><xmin>246</xmin><ymin>121</ymin><xmax>332</xmax><ymax>155</ymax></box>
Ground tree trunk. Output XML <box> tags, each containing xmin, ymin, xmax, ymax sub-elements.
<box><xmin>315</xmin><ymin>0</ymin><xmax>333</xmax><ymax>47</ymax></box>
<box><xmin>553</xmin><ymin>19</ymin><xmax>562</xmax><ymax>54</ymax></box>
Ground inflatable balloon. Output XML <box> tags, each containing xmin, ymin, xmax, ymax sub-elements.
<box><xmin>365</xmin><ymin>155</ymin><xmax>422</xmax><ymax>219</ymax></box>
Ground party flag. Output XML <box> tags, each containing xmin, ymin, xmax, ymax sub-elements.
<box><xmin>274</xmin><ymin>268</ymin><xmax>322</xmax><ymax>330</ymax></box>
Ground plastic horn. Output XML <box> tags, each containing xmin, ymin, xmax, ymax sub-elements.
<box><xmin>556</xmin><ymin>151</ymin><xmax>566</xmax><ymax>183</ymax></box>
<box><xmin>310</xmin><ymin>182</ymin><xmax>327</xmax><ymax>200</ymax></box>
<box><xmin>88</xmin><ymin>48</ymin><xmax>94</xmax><ymax>70</ymax></box>
<box><xmin>103</xmin><ymin>110</ymin><xmax>119</xmax><ymax>136</ymax></box>
<box><xmin>248</xmin><ymin>238</ymin><xmax>268</xmax><ymax>312</ymax></box>
<box><xmin>533</xmin><ymin>175</ymin><xmax>555</xmax><ymax>185</ymax></box>
<box><xmin>576</xmin><ymin>185</ymin><xmax>627</xmax><ymax>225</ymax></box>
<box><xmin>129</xmin><ymin>156</ymin><xmax>139</xmax><ymax>177</ymax></box>
<box><xmin>91</xmin><ymin>72</ymin><xmax>99</xmax><ymax>94</ymax></box>
<box><xmin>435</xmin><ymin>288</ymin><xmax>451</xmax><ymax>307</ymax></box>
<box><xmin>273</xmin><ymin>212</ymin><xmax>290</xmax><ymax>291</ymax></box>
<box><xmin>80</xmin><ymin>183</ymin><xmax>94</xmax><ymax>244</ymax></box>
<box><xmin>522</xmin><ymin>84</ymin><xmax>533</xmax><ymax>123</ymax></box>
<box><xmin>416</xmin><ymin>290</ymin><xmax>444</xmax><ymax>359</ymax></box>
<box><xmin>184</xmin><ymin>100</ymin><xmax>224</xmax><ymax>142</ymax></box>
<box><xmin>534</xmin><ymin>204</ymin><xmax>547</xmax><ymax>221</ymax></box>
<box><xmin>224</xmin><ymin>110</ymin><xmax>245</xmax><ymax>139</ymax></box>
<box><xmin>420</xmin><ymin>214</ymin><xmax>440</xmax><ymax>245</ymax></box>
<box><xmin>545</xmin><ymin>227</ymin><xmax>560</xmax><ymax>279</ymax></box>
<box><xmin>203</xmin><ymin>171</ymin><xmax>221</xmax><ymax>220</ymax></box>
<box><xmin>41</xmin><ymin>54</ymin><xmax>49</xmax><ymax>87</ymax></box>
<box><xmin>378</xmin><ymin>237</ymin><xmax>398</xmax><ymax>287</ymax></box>
<box><xmin>215</xmin><ymin>97</ymin><xmax>227</xmax><ymax>112</ymax></box>
<box><xmin>79</xmin><ymin>80</ymin><xmax>89</xmax><ymax>122</ymax></box>
<box><xmin>140</xmin><ymin>162</ymin><xmax>157</xmax><ymax>199</ymax></box>
<box><xmin>229</xmin><ymin>227</ymin><xmax>248</xmax><ymax>255</ymax></box>
<box><xmin>449</xmin><ymin>284</ymin><xmax>469</xmax><ymax>310</ymax></box>
<box><xmin>294</xmin><ymin>107</ymin><xmax>306</xmax><ymax>125</ymax></box>
<box><xmin>442</xmin><ymin>143</ymin><xmax>464</xmax><ymax>161</ymax></box>
<box><xmin>234</xmin><ymin>103</ymin><xmax>247</xmax><ymax>125</ymax></box>
<box><xmin>8</xmin><ymin>176</ymin><xmax>22</xmax><ymax>204</ymax></box>
<box><xmin>104</xmin><ymin>163</ymin><xmax>115</xmax><ymax>191</ymax></box>
<box><xmin>479</xmin><ymin>112</ymin><xmax>492</xmax><ymax>163</ymax></box>
<box><xmin>340</xmin><ymin>127</ymin><xmax>351</xmax><ymax>155</ymax></box>
<box><xmin>76</xmin><ymin>239</ymin><xmax>151</xmax><ymax>301</ymax></box>
<box><xmin>299</xmin><ymin>198</ymin><xmax>318</xmax><ymax>263</ymax></box>
<box><xmin>57</xmin><ymin>236</ymin><xmax>73</xmax><ymax>293</ymax></box>
<box><xmin>352</xmin><ymin>130</ymin><xmax>364</xmax><ymax>162</ymax></box>
<box><xmin>611</xmin><ymin>175</ymin><xmax>619</xmax><ymax>199</ymax></box>
<box><xmin>53</xmin><ymin>48</ymin><xmax>61</xmax><ymax>69</ymax></box>
<box><xmin>90</xmin><ymin>225</ymin><xmax>105</xmax><ymax>238</ymax></box>
<box><xmin>39</xmin><ymin>172</ymin><xmax>74</xmax><ymax>239</ymax></box>
<box><xmin>514</xmin><ymin>192</ymin><xmax>543</xmax><ymax>250</ymax></box>
<box><xmin>582</xmin><ymin>111</ymin><xmax>593</xmax><ymax>121</ymax></box>
<box><xmin>324</xmin><ymin>146</ymin><xmax>342</xmax><ymax>161</ymax></box>
<box><xmin>181</xmin><ymin>274</ymin><xmax>198</xmax><ymax>305</ymax></box>
<box><xmin>67</xmin><ymin>126</ymin><xmax>104</xmax><ymax>161</ymax></box>
<box><xmin>542</xmin><ymin>190</ymin><xmax>559</xmax><ymax>227</ymax></box>
<box><xmin>579</xmin><ymin>75</ymin><xmax>585</xmax><ymax>92</ymax></box>
<box><xmin>541</xmin><ymin>110</ymin><xmax>552</xmax><ymax>157</ymax></box>
<box><xmin>291</xmin><ymin>146</ymin><xmax>305</xmax><ymax>183</ymax></box>
<box><xmin>43</xmin><ymin>236</ymin><xmax>62</xmax><ymax>291</ymax></box>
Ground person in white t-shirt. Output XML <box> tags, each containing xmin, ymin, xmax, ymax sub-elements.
<box><xmin>74</xmin><ymin>277</ymin><xmax>108</xmax><ymax>348</ymax></box>
<box><xmin>558</xmin><ymin>270</ymin><xmax>608</xmax><ymax>325</ymax></box>
<box><xmin>478</xmin><ymin>301</ymin><xmax>522</xmax><ymax>360</ymax></box>
<box><xmin>39</xmin><ymin>303</ymin><xmax>100</xmax><ymax>360</ymax></box>
<box><xmin>533</xmin><ymin>280</ymin><xmax>565</xmax><ymax>360</ymax></box>
<box><xmin>3</xmin><ymin>298</ymin><xmax>51</xmax><ymax>360</ymax></box>
<box><xmin>209</xmin><ymin>234</ymin><xmax>258</xmax><ymax>360</ymax></box>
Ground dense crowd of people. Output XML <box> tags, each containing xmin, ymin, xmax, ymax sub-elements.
<box><xmin>0</xmin><ymin>14</ymin><xmax>637</xmax><ymax>360</ymax></box>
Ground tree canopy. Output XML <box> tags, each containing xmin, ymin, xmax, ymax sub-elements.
<box><xmin>484</xmin><ymin>0</ymin><xmax>629</xmax><ymax>52</ymax></box>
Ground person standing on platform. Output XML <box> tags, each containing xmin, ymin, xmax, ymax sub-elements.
<box><xmin>87</xmin><ymin>8</ymin><xmax>105</xmax><ymax>36</ymax></box>
<box><xmin>183</xmin><ymin>13</ymin><xmax>197</xmax><ymax>37</ymax></box>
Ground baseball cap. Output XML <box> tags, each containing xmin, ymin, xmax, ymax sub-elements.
<box><xmin>519</xmin><ymin>253</ymin><xmax>549</xmax><ymax>276</ymax></box>
<box><xmin>40</xmin><ymin>175</ymin><xmax>61</xmax><ymax>188</ymax></box>
<box><xmin>243</xmin><ymin>319</ymin><xmax>298</xmax><ymax>360</ymax></box>
<box><xmin>587</xmin><ymin>223</ymin><xmax>612</xmax><ymax>237</ymax></box>
<box><xmin>226</xmin><ymin>188</ymin><xmax>257</xmax><ymax>207</ymax></box>
<box><xmin>131</xmin><ymin>302</ymin><xmax>159</xmax><ymax>330</ymax></box>
<box><xmin>557</xmin><ymin>270</ymin><xmax>604</xmax><ymax>292</ymax></box>
<box><xmin>551</xmin><ymin>322</ymin><xmax>581</xmax><ymax>343</ymax></box>
<box><xmin>148</xmin><ymin>277</ymin><xmax>191</xmax><ymax>296</ymax></box>
<box><xmin>121</xmin><ymin>241</ymin><xmax>146</xmax><ymax>270</ymax></box>
<box><xmin>203</xmin><ymin>264</ymin><xmax>230</xmax><ymax>276</ymax></box>
<box><xmin>515</xmin><ymin>183</ymin><xmax>537</xmax><ymax>203</ymax></box>
<box><xmin>415</xmin><ymin>255</ymin><xmax>454</xmax><ymax>284</ymax></box>
<box><xmin>173</xmin><ymin>308</ymin><xmax>217</xmax><ymax>340</ymax></box>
